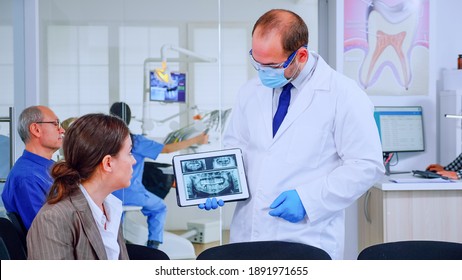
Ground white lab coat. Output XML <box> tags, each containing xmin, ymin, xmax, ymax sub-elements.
<box><xmin>223</xmin><ymin>53</ymin><xmax>385</xmax><ymax>260</ymax></box>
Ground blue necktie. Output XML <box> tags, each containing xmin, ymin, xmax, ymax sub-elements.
<box><xmin>273</xmin><ymin>83</ymin><xmax>293</xmax><ymax>137</ymax></box>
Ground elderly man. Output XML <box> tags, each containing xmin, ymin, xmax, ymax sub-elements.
<box><xmin>2</xmin><ymin>105</ymin><xmax>64</xmax><ymax>229</ymax></box>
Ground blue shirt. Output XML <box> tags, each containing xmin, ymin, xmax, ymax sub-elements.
<box><xmin>1</xmin><ymin>150</ymin><xmax>54</xmax><ymax>229</ymax></box>
<box><xmin>112</xmin><ymin>134</ymin><xmax>164</xmax><ymax>204</ymax></box>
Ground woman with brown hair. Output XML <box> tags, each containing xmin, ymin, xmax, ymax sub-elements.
<box><xmin>27</xmin><ymin>113</ymin><xmax>136</xmax><ymax>259</ymax></box>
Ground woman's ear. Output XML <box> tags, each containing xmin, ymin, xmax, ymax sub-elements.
<box><xmin>101</xmin><ymin>155</ymin><xmax>113</xmax><ymax>173</ymax></box>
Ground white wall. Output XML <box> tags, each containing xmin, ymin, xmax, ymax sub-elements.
<box><xmin>338</xmin><ymin>0</ymin><xmax>462</xmax><ymax>259</ymax></box>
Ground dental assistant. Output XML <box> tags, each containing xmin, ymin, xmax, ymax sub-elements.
<box><xmin>222</xmin><ymin>9</ymin><xmax>384</xmax><ymax>259</ymax></box>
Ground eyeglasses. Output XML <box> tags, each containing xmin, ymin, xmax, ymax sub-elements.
<box><xmin>249</xmin><ymin>48</ymin><xmax>298</xmax><ymax>71</ymax></box>
<box><xmin>36</xmin><ymin>120</ymin><xmax>62</xmax><ymax>130</ymax></box>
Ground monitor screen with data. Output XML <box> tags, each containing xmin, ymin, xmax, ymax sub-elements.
<box><xmin>374</xmin><ymin>106</ymin><xmax>425</xmax><ymax>153</ymax></box>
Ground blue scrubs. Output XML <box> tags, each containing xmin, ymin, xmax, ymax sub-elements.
<box><xmin>113</xmin><ymin>134</ymin><xmax>166</xmax><ymax>243</ymax></box>
<box><xmin>1</xmin><ymin>150</ymin><xmax>54</xmax><ymax>229</ymax></box>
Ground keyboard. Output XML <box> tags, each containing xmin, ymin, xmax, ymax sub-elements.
<box><xmin>412</xmin><ymin>170</ymin><xmax>448</xmax><ymax>180</ymax></box>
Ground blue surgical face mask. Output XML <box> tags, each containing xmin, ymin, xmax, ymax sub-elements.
<box><xmin>258</xmin><ymin>68</ymin><xmax>289</xmax><ymax>88</ymax></box>
<box><xmin>258</xmin><ymin>58</ymin><xmax>300</xmax><ymax>88</ymax></box>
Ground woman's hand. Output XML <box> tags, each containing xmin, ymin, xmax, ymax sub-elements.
<box><xmin>436</xmin><ymin>170</ymin><xmax>458</xmax><ymax>180</ymax></box>
<box><xmin>426</xmin><ymin>164</ymin><xmax>444</xmax><ymax>171</ymax></box>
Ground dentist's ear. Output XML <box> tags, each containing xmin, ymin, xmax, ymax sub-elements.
<box><xmin>298</xmin><ymin>48</ymin><xmax>309</xmax><ymax>63</ymax></box>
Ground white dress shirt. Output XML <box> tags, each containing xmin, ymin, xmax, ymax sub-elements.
<box><xmin>79</xmin><ymin>184</ymin><xmax>123</xmax><ymax>260</ymax></box>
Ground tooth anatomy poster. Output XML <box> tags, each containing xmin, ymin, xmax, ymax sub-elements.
<box><xmin>343</xmin><ymin>0</ymin><xmax>429</xmax><ymax>96</ymax></box>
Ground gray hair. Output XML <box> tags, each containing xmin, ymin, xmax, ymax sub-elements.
<box><xmin>18</xmin><ymin>106</ymin><xmax>43</xmax><ymax>143</ymax></box>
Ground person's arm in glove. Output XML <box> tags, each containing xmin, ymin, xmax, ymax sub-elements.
<box><xmin>268</xmin><ymin>190</ymin><xmax>306</xmax><ymax>223</ymax></box>
<box><xmin>198</xmin><ymin>197</ymin><xmax>225</xmax><ymax>210</ymax></box>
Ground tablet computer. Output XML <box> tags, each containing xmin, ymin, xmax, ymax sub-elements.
<box><xmin>172</xmin><ymin>148</ymin><xmax>249</xmax><ymax>207</ymax></box>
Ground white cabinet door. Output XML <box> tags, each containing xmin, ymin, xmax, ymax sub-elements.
<box><xmin>358</xmin><ymin>187</ymin><xmax>462</xmax><ymax>252</ymax></box>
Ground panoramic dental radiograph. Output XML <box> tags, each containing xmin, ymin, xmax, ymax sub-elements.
<box><xmin>181</xmin><ymin>155</ymin><xmax>241</xmax><ymax>199</ymax></box>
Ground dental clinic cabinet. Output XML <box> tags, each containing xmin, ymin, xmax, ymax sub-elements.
<box><xmin>357</xmin><ymin>174</ymin><xmax>462</xmax><ymax>252</ymax></box>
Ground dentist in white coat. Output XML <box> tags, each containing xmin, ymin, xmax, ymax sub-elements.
<box><xmin>219</xmin><ymin>9</ymin><xmax>384</xmax><ymax>260</ymax></box>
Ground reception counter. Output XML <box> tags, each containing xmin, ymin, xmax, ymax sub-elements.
<box><xmin>375</xmin><ymin>173</ymin><xmax>462</xmax><ymax>191</ymax></box>
<box><xmin>358</xmin><ymin>173</ymin><xmax>462</xmax><ymax>252</ymax></box>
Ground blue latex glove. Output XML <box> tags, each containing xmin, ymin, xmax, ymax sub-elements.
<box><xmin>198</xmin><ymin>197</ymin><xmax>225</xmax><ymax>211</ymax></box>
<box><xmin>268</xmin><ymin>190</ymin><xmax>306</xmax><ymax>223</ymax></box>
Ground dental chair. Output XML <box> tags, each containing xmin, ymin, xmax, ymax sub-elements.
<box><xmin>122</xmin><ymin>207</ymin><xmax>196</xmax><ymax>260</ymax></box>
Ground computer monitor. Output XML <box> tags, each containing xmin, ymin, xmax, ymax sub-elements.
<box><xmin>374</xmin><ymin>106</ymin><xmax>425</xmax><ymax>175</ymax></box>
<box><xmin>149</xmin><ymin>71</ymin><xmax>186</xmax><ymax>103</ymax></box>
<box><xmin>374</xmin><ymin>106</ymin><xmax>425</xmax><ymax>153</ymax></box>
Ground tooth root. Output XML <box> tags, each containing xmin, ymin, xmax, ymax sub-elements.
<box><xmin>360</xmin><ymin>7</ymin><xmax>417</xmax><ymax>90</ymax></box>
<box><xmin>364</xmin><ymin>31</ymin><xmax>408</xmax><ymax>89</ymax></box>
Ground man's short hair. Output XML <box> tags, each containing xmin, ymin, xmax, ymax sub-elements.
<box><xmin>18</xmin><ymin>106</ymin><xmax>43</xmax><ymax>143</ymax></box>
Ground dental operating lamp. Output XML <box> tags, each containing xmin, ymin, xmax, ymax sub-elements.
<box><xmin>155</xmin><ymin>44</ymin><xmax>217</xmax><ymax>83</ymax></box>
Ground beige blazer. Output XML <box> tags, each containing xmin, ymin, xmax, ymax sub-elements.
<box><xmin>27</xmin><ymin>188</ymin><xmax>129</xmax><ymax>260</ymax></box>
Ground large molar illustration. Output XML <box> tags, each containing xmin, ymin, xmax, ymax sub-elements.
<box><xmin>360</xmin><ymin>0</ymin><xmax>420</xmax><ymax>90</ymax></box>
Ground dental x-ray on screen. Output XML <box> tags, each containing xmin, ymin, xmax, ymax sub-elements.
<box><xmin>172</xmin><ymin>148</ymin><xmax>249</xmax><ymax>207</ymax></box>
<box><xmin>149</xmin><ymin>71</ymin><xmax>186</xmax><ymax>103</ymax></box>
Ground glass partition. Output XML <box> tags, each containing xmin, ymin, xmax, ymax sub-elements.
<box><xmin>31</xmin><ymin>0</ymin><xmax>319</xmax><ymax>258</ymax></box>
<box><xmin>0</xmin><ymin>108</ymin><xmax>13</xmax><ymax>182</ymax></box>
<box><xmin>0</xmin><ymin>0</ymin><xmax>14</xmax><ymax>216</ymax></box>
